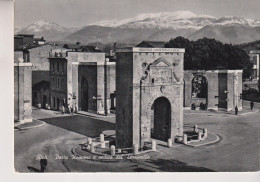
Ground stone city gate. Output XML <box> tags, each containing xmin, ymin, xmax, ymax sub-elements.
<box><xmin>116</xmin><ymin>47</ymin><xmax>185</xmax><ymax>148</ymax></box>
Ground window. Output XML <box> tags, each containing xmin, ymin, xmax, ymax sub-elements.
<box><xmin>57</xmin><ymin>62</ymin><xmax>59</xmax><ymax>72</ymax></box>
<box><xmin>191</xmin><ymin>75</ymin><xmax>207</xmax><ymax>98</ymax></box>
<box><xmin>61</xmin><ymin>78</ymin><xmax>64</xmax><ymax>87</ymax></box>
<box><xmin>52</xmin><ymin>77</ymin><xmax>55</xmax><ymax>86</ymax></box>
<box><xmin>61</xmin><ymin>62</ymin><xmax>64</xmax><ymax>72</ymax></box>
<box><xmin>57</xmin><ymin>78</ymin><xmax>60</xmax><ymax>87</ymax></box>
<box><xmin>52</xmin><ymin>61</ymin><xmax>55</xmax><ymax>70</ymax></box>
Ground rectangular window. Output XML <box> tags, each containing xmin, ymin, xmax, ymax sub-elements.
<box><xmin>58</xmin><ymin>78</ymin><xmax>60</xmax><ymax>87</ymax></box>
<box><xmin>57</xmin><ymin>62</ymin><xmax>59</xmax><ymax>72</ymax></box>
<box><xmin>61</xmin><ymin>62</ymin><xmax>64</xmax><ymax>72</ymax></box>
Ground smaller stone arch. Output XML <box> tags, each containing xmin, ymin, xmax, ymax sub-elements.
<box><xmin>191</xmin><ymin>75</ymin><xmax>208</xmax><ymax>99</ymax></box>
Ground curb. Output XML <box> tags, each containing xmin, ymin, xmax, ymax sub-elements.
<box><xmin>238</xmin><ymin>110</ymin><xmax>259</xmax><ymax>116</ymax></box>
<box><xmin>14</xmin><ymin>119</ymin><xmax>46</xmax><ymax>131</ymax></box>
<box><xmin>185</xmin><ymin>132</ymin><xmax>220</xmax><ymax>148</ymax></box>
<box><xmin>71</xmin><ymin>143</ymin><xmax>158</xmax><ymax>163</ymax></box>
<box><xmin>76</xmin><ymin>112</ymin><xmax>115</xmax><ymax>119</ymax></box>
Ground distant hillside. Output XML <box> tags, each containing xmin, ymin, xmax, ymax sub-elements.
<box><xmin>189</xmin><ymin>24</ymin><xmax>260</xmax><ymax>44</ymax></box>
<box><xmin>236</xmin><ymin>40</ymin><xmax>260</xmax><ymax>53</ymax></box>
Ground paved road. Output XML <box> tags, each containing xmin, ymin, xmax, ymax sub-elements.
<box><xmin>14</xmin><ymin>107</ymin><xmax>260</xmax><ymax>172</ymax></box>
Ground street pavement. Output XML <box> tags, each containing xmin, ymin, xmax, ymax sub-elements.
<box><xmin>14</xmin><ymin>102</ymin><xmax>260</xmax><ymax>172</ymax></box>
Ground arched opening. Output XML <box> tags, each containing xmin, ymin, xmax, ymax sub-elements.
<box><xmin>81</xmin><ymin>77</ymin><xmax>88</xmax><ymax>111</ymax></box>
<box><xmin>191</xmin><ymin>75</ymin><xmax>208</xmax><ymax>109</ymax></box>
<box><xmin>151</xmin><ymin>97</ymin><xmax>171</xmax><ymax>142</ymax></box>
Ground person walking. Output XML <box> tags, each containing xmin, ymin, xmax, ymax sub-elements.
<box><xmin>70</xmin><ymin>106</ymin><xmax>74</xmax><ymax>115</ymax></box>
<box><xmin>74</xmin><ymin>103</ymin><xmax>78</xmax><ymax>113</ymax></box>
<box><xmin>61</xmin><ymin>105</ymin><xmax>65</xmax><ymax>114</ymax></box>
<box><xmin>235</xmin><ymin>105</ymin><xmax>238</xmax><ymax>115</ymax></box>
<box><xmin>40</xmin><ymin>159</ymin><xmax>47</xmax><ymax>172</ymax></box>
<box><xmin>250</xmin><ymin>101</ymin><xmax>254</xmax><ymax>110</ymax></box>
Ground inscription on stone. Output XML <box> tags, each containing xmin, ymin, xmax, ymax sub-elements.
<box><xmin>150</xmin><ymin>67</ymin><xmax>172</xmax><ymax>83</ymax></box>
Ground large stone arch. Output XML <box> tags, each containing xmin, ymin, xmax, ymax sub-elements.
<box><xmin>150</xmin><ymin>97</ymin><xmax>171</xmax><ymax>141</ymax></box>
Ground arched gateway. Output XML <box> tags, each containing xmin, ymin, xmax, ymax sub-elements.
<box><xmin>151</xmin><ymin>97</ymin><xmax>171</xmax><ymax>141</ymax></box>
<box><xmin>116</xmin><ymin>47</ymin><xmax>184</xmax><ymax>148</ymax></box>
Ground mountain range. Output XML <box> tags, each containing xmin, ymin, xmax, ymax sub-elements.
<box><xmin>15</xmin><ymin>11</ymin><xmax>260</xmax><ymax>44</ymax></box>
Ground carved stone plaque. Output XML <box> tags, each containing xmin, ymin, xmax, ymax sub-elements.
<box><xmin>150</xmin><ymin>67</ymin><xmax>172</xmax><ymax>83</ymax></box>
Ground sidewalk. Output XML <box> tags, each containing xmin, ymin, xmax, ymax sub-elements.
<box><xmin>14</xmin><ymin>119</ymin><xmax>45</xmax><ymax>131</ymax></box>
<box><xmin>184</xmin><ymin>108</ymin><xmax>259</xmax><ymax>116</ymax></box>
<box><xmin>77</xmin><ymin>111</ymin><xmax>115</xmax><ymax>118</ymax></box>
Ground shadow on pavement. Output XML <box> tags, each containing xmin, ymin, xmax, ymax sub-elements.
<box><xmin>41</xmin><ymin>115</ymin><xmax>115</xmax><ymax>137</ymax></box>
<box><xmin>27</xmin><ymin>166</ymin><xmax>40</xmax><ymax>172</ymax></box>
<box><xmin>133</xmin><ymin>159</ymin><xmax>214</xmax><ymax>172</ymax></box>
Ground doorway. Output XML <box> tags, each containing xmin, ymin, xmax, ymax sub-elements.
<box><xmin>81</xmin><ymin>77</ymin><xmax>88</xmax><ymax>111</ymax></box>
<box><xmin>151</xmin><ymin>97</ymin><xmax>171</xmax><ymax>141</ymax></box>
<box><xmin>42</xmin><ymin>95</ymin><xmax>47</xmax><ymax>109</ymax></box>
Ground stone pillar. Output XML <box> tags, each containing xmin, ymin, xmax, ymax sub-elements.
<box><xmin>110</xmin><ymin>145</ymin><xmax>115</xmax><ymax>156</ymax></box>
<box><xmin>100</xmin><ymin>134</ymin><xmax>104</xmax><ymax>143</ymax></box>
<box><xmin>91</xmin><ymin>143</ymin><xmax>95</xmax><ymax>153</ymax></box>
<box><xmin>71</xmin><ymin>63</ymin><xmax>79</xmax><ymax>109</ymax></box>
<box><xmin>152</xmin><ymin>139</ymin><xmax>156</xmax><ymax>151</ymax></box>
<box><xmin>133</xmin><ymin>144</ymin><xmax>139</xmax><ymax>155</ymax></box>
<box><xmin>88</xmin><ymin>137</ymin><xmax>92</xmax><ymax>144</ymax></box>
<box><xmin>183</xmin><ymin>134</ymin><xmax>188</xmax><ymax>144</ymax></box>
<box><xmin>194</xmin><ymin>125</ymin><xmax>198</xmax><ymax>133</ymax></box>
<box><xmin>101</xmin><ymin>142</ymin><xmax>106</xmax><ymax>149</ymax></box>
<box><xmin>167</xmin><ymin>139</ymin><xmax>172</xmax><ymax>147</ymax></box>
<box><xmin>14</xmin><ymin>62</ymin><xmax>33</xmax><ymax>123</ymax></box>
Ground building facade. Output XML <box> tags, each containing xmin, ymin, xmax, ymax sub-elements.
<box><xmin>49</xmin><ymin>49</ymin><xmax>116</xmax><ymax>114</ymax></box>
<box><xmin>184</xmin><ymin>70</ymin><xmax>243</xmax><ymax>111</ymax></box>
<box><xmin>116</xmin><ymin>47</ymin><xmax>184</xmax><ymax>148</ymax></box>
<box><xmin>29</xmin><ymin>44</ymin><xmax>59</xmax><ymax>108</ymax></box>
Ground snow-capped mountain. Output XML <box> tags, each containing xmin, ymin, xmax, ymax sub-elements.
<box><xmin>16</xmin><ymin>11</ymin><xmax>260</xmax><ymax>44</ymax></box>
<box><xmin>94</xmin><ymin>11</ymin><xmax>216</xmax><ymax>30</ymax></box>
<box><xmin>214</xmin><ymin>16</ymin><xmax>260</xmax><ymax>27</ymax></box>
<box><xmin>16</xmin><ymin>20</ymin><xmax>77</xmax><ymax>41</ymax></box>
<box><xmin>66</xmin><ymin>11</ymin><xmax>260</xmax><ymax>44</ymax></box>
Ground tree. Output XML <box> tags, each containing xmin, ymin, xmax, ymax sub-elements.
<box><xmin>165</xmin><ymin>37</ymin><xmax>253</xmax><ymax>79</ymax></box>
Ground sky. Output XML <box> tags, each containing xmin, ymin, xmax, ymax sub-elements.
<box><xmin>15</xmin><ymin>0</ymin><xmax>260</xmax><ymax>28</ymax></box>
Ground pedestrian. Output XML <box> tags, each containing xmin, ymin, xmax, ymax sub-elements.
<box><xmin>61</xmin><ymin>105</ymin><xmax>65</xmax><ymax>114</ymax></box>
<box><xmin>40</xmin><ymin>159</ymin><xmax>47</xmax><ymax>172</ymax></box>
<box><xmin>38</xmin><ymin>103</ymin><xmax>41</xmax><ymax>109</ymax></box>
<box><xmin>67</xmin><ymin>105</ymin><xmax>70</xmax><ymax>114</ymax></box>
<box><xmin>71</xmin><ymin>106</ymin><xmax>74</xmax><ymax>115</ymax></box>
<box><xmin>235</xmin><ymin>105</ymin><xmax>238</xmax><ymax>115</ymax></box>
<box><xmin>74</xmin><ymin>103</ymin><xmax>78</xmax><ymax>113</ymax></box>
<box><xmin>250</xmin><ymin>101</ymin><xmax>254</xmax><ymax>110</ymax></box>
